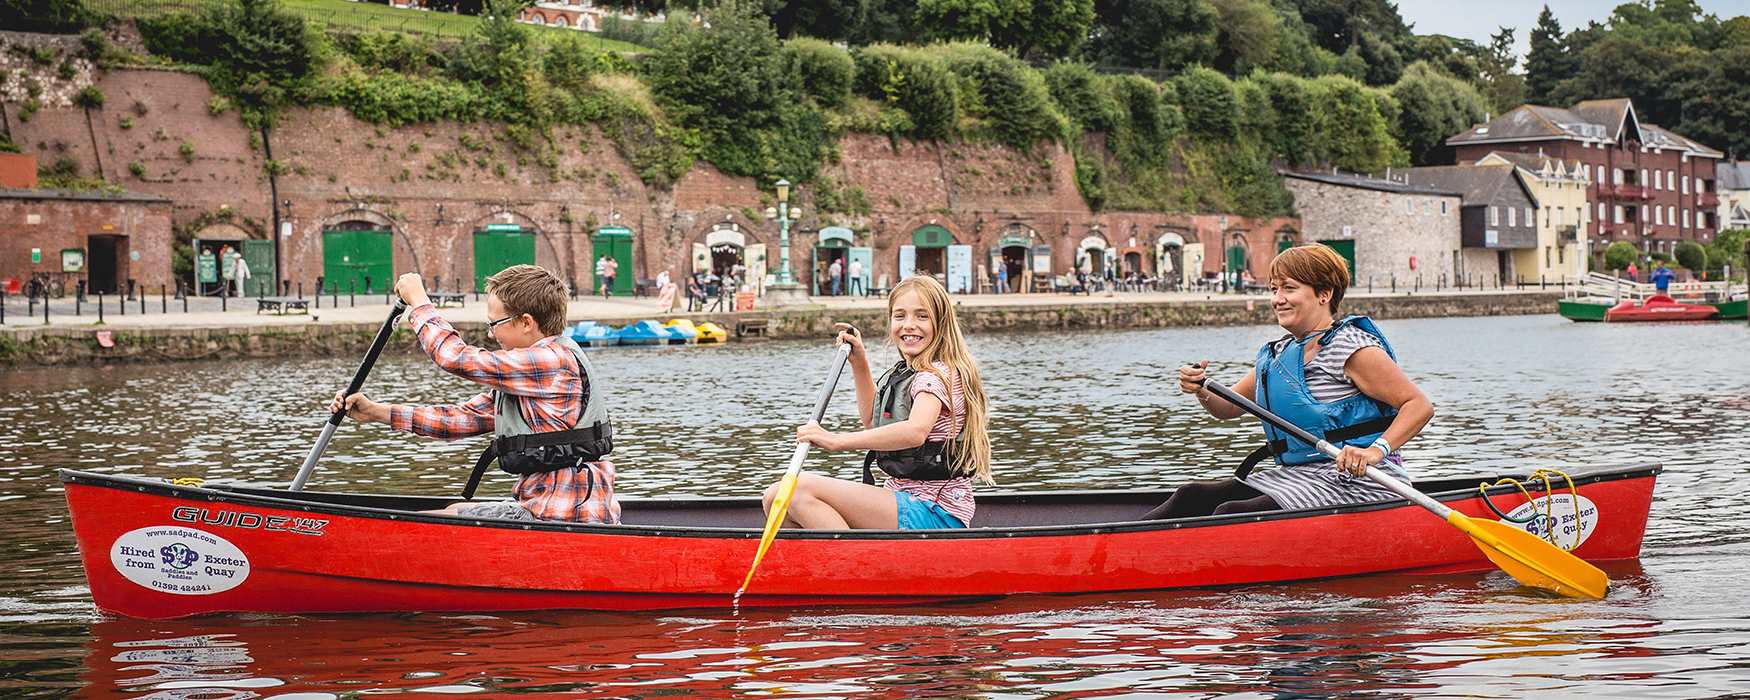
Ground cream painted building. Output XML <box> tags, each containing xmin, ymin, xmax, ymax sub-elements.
<box><xmin>1476</xmin><ymin>152</ymin><xmax>1592</xmax><ymax>281</ymax></box>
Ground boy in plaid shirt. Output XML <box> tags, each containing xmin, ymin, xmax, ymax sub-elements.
<box><xmin>330</xmin><ymin>265</ymin><xmax>620</xmax><ymax>524</ymax></box>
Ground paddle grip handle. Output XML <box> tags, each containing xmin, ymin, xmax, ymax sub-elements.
<box><xmin>327</xmin><ymin>299</ymin><xmax>407</xmax><ymax>428</ymax></box>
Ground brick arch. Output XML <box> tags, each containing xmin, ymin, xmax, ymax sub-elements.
<box><xmin>685</xmin><ymin>210</ymin><xmax>767</xmax><ymax>248</ymax></box>
<box><xmin>465</xmin><ymin>208</ymin><xmax>567</xmax><ymax>281</ymax></box>
<box><xmin>286</xmin><ymin>207</ymin><xmax>424</xmax><ymax>291</ymax></box>
<box><xmin>893</xmin><ymin>216</ymin><xmax>970</xmax><ymax>247</ymax></box>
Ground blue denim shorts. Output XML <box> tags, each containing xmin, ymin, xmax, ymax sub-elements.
<box><xmin>894</xmin><ymin>490</ymin><xmax>967</xmax><ymax>530</ymax></box>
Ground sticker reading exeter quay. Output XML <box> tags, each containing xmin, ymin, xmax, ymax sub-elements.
<box><xmin>1506</xmin><ymin>493</ymin><xmax>1599</xmax><ymax>551</ymax></box>
<box><xmin>109</xmin><ymin>526</ymin><xmax>250</xmax><ymax>596</ymax></box>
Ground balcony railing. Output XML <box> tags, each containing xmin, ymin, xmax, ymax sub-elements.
<box><xmin>1559</xmin><ymin>225</ymin><xmax>1579</xmax><ymax>243</ymax></box>
<box><xmin>1592</xmin><ymin>183</ymin><xmax>1647</xmax><ymax>200</ymax></box>
<box><xmin>1698</xmin><ymin>191</ymin><xmax>1720</xmax><ymax>208</ymax></box>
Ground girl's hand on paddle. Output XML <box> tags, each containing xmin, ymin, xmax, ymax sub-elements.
<box><xmin>1178</xmin><ymin>361</ymin><xmax>1209</xmax><ymax>395</ymax></box>
<box><xmin>1335</xmin><ymin>445</ymin><xmax>1386</xmax><ymax>476</ymax></box>
<box><xmin>833</xmin><ymin>322</ymin><xmax>865</xmax><ymax>361</ymax></box>
<box><xmin>394</xmin><ymin>273</ymin><xmax>431</xmax><ymax>308</ymax></box>
<box><xmin>329</xmin><ymin>391</ymin><xmax>386</xmax><ymax>423</ymax></box>
<box><xmin>796</xmin><ymin>421</ymin><xmax>840</xmax><ymax>450</ymax></box>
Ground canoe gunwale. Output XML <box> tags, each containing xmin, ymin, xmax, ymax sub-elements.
<box><xmin>59</xmin><ymin>465</ymin><xmax>1661</xmax><ymax>541</ymax></box>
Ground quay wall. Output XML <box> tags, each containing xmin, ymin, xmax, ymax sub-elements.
<box><xmin>0</xmin><ymin>292</ymin><xmax>1562</xmax><ymax>367</ymax></box>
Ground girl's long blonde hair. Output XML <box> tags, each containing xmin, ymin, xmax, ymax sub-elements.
<box><xmin>887</xmin><ymin>276</ymin><xmax>993</xmax><ymax>484</ymax></box>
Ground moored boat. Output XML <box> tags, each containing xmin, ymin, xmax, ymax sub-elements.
<box><xmin>613</xmin><ymin>320</ymin><xmax>673</xmax><ymax>345</ymax></box>
<box><xmin>62</xmin><ymin>465</ymin><xmax>1657</xmax><ymax>619</ymax></box>
<box><xmin>1604</xmin><ymin>294</ymin><xmax>1719</xmax><ymax>322</ymax></box>
<box><xmin>696</xmin><ymin>321</ymin><xmax>728</xmax><ymax>343</ymax></box>
<box><xmin>662</xmin><ymin>319</ymin><xmax>700</xmax><ymax>344</ymax></box>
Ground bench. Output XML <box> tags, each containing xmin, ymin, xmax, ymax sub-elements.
<box><xmin>430</xmin><ymin>292</ymin><xmax>466</xmax><ymax>308</ymax></box>
<box><xmin>735</xmin><ymin>318</ymin><xmax>768</xmax><ymax>339</ymax></box>
<box><xmin>256</xmin><ymin>297</ymin><xmax>310</xmax><ymax>315</ymax></box>
<box><xmin>634</xmin><ymin>278</ymin><xmax>657</xmax><ymax>298</ymax></box>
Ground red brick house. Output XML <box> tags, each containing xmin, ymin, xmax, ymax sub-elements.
<box><xmin>1446</xmin><ymin>98</ymin><xmax>1723</xmax><ymax>263</ymax></box>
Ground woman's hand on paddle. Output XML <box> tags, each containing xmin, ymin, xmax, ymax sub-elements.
<box><xmin>329</xmin><ymin>391</ymin><xmax>387</xmax><ymax>424</ymax></box>
<box><xmin>1178</xmin><ymin>361</ymin><xmax>1209</xmax><ymax>395</ymax></box>
<box><xmin>833</xmin><ymin>322</ymin><xmax>866</xmax><ymax>366</ymax></box>
<box><xmin>796</xmin><ymin>420</ymin><xmax>841</xmax><ymax>450</ymax></box>
<box><xmin>1335</xmin><ymin>444</ymin><xmax>1386</xmax><ymax>476</ymax></box>
<box><xmin>394</xmin><ymin>273</ymin><xmax>431</xmax><ymax>308</ymax></box>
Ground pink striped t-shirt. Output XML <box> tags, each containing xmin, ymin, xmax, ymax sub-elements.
<box><xmin>883</xmin><ymin>361</ymin><xmax>978</xmax><ymax>525</ymax></box>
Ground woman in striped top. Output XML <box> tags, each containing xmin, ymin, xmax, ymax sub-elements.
<box><xmin>1144</xmin><ymin>244</ymin><xmax>1435</xmax><ymax>519</ymax></box>
<box><xmin>763</xmin><ymin>276</ymin><xmax>993</xmax><ymax>529</ymax></box>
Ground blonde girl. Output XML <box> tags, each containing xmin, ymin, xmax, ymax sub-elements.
<box><xmin>762</xmin><ymin>276</ymin><xmax>993</xmax><ymax>529</ymax></box>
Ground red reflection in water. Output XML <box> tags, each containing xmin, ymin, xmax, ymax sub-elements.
<box><xmin>81</xmin><ymin>566</ymin><xmax>1661</xmax><ymax>698</ymax></box>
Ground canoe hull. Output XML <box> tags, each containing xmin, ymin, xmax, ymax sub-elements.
<box><xmin>62</xmin><ymin>467</ymin><xmax>1657</xmax><ymax>619</ymax></box>
<box><xmin>1557</xmin><ymin>299</ymin><xmax>1609</xmax><ymax>322</ymax></box>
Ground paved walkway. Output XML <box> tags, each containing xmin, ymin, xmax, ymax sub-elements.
<box><xmin>0</xmin><ymin>283</ymin><xmax>1573</xmax><ymax>331</ymax></box>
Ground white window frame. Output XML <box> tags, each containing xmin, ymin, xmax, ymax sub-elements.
<box><xmin>1666</xmin><ymin>170</ymin><xmax>1675</xmax><ymax>192</ymax></box>
<box><xmin>1525</xmin><ymin>207</ymin><xmax>1533</xmax><ymax>226</ymax></box>
<box><xmin>1641</xmin><ymin>169</ymin><xmax>1649</xmax><ymax>187</ymax></box>
<box><xmin>1615</xmin><ymin>205</ymin><xmax>1624</xmax><ymax>224</ymax></box>
<box><xmin>1508</xmin><ymin>207</ymin><xmax>1516</xmax><ymax>227</ymax></box>
<box><xmin>1683</xmin><ymin>176</ymin><xmax>1689</xmax><ymax>194</ymax></box>
<box><xmin>1491</xmin><ymin>206</ymin><xmax>1500</xmax><ymax>226</ymax></box>
<box><xmin>1684</xmin><ymin>208</ymin><xmax>1691</xmax><ymax>227</ymax></box>
<box><xmin>1655</xmin><ymin>207</ymin><xmax>1663</xmax><ymax>225</ymax></box>
<box><xmin>1654</xmin><ymin>170</ymin><xmax>1663</xmax><ymax>190</ymax></box>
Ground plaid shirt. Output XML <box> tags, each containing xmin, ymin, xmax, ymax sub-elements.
<box><xmin>388</xmin><ymin>304</ymin><xmax>620</xmax><ymax>524</ymax></box>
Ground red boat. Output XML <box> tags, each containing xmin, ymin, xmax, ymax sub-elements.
<box><xmin>62</xmin><ymin>466</ymin><xmax>1658</xmax><ymax>619</ymax></box>
<box><xmin>1604</xmin><ymin>294</ymin><xmax>1721</xmax><ymax>322</ymax></box>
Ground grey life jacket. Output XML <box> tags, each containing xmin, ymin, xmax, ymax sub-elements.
<box><xmin>461</xmin><ymin>335</ymin><xmax>612</xmax><ymax>499</ymax></box>
<box><xmin>861</xmin><ymin>361</ymin><xmax>959</xmax><ymax>484</ymax></box>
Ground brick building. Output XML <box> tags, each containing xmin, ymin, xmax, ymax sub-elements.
<box><xmin>1404</xmin><ymin>163</ymin><xmax>1539</xmax><ymax>283</ymax></box>
<box><xmin>1446</xmin><ymin>98</ymin><xmax>1724</xmax><ymax>264</ymax></box>
<box><xmin>1282</xmin><ymin>170</ymin><xmax>1462</xmax><ymax>288</ymax></box>
<box><xmin>0</xmin><ymin>188</ymin><xmax>174</xmax><ymax>296</ymax></box>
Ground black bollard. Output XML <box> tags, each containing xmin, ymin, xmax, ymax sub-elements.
<box><xmin>1391</xmin><ymin>274</ymin><xmax>1396</xmax><ymax>293</ymax></box>
<box><xmin>1</xmin><ymin>289</ymin><xmax>6</xmax><ymax>325</ymax></box>
<box><xmin>1540</xmin><ymin>274</ymin><xmax>1546</xmax><ymax>289</ymax></box>
<box><xmin>119</xmin><ymin>286</ymin><xmax>125</xmax><ymax>315</ymax></box>
<box><xmin>331</xmin><ymin>283</ymin><xmax>337</xmax><ymax>308</ymax></box>
<box><xmin>1368</xmin><ymin>277</ymin><xmax>1373</xmax><ymax>293</ymax></box>
<box><xmin>140</xmin><ymin>289</ymin><xmax>146</xmax><ymax>314</ymax></box>
<box><xmin>42</xmin><ymin>292</ymin><xmax>48</xmax><ymax>325</ymax></box>
<box><xmin>182</xmin><ymin>282</ymin><xmax>189</xmax><ymax>313</ymax></box>
<box><xmin>350</xmin><ymin>279</ymin><xmax>356</xmax><ymax>308</ymax></box>
<box><xmin>97</xmin><ymin>292</ymin><xmax>103</xmax><ymax>323</ymax></box>
<box><xmin>221</xmin><ymin>293</ymin><xmax>227</xmax><ymax>313</ymax></box>
<box><xmin>161</xmin><ymin>285</ymin><xmax>167</xmax><ymax>313</ymax></box>
<box><xmin>297</xmin><ymin>282</ymin><xmax>304</xmax><ymax>299</ymax></box>
<box><xmin>76</xmin><ymin>292</ymin><xmax>82</xmax><ymax>316</ymax></box>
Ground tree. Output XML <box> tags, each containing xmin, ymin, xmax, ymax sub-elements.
<box><xmin>1208</xmin><ymin>0</ymin><xmax>1279</xmax><ymax>74</ymax></box>
<box><xmin>1524</xmin><ymin>5</ymin><xmax>1574</xmax><ymax>105</ymax></box>
<box><xmin>914</xmin><ymin>0</ymin><xmax>1092</xmax><ymax>58</ymax></box>
<box><xmin>1087</xmin><ymin>0</ymin><xmax>1218</xmax><ymax>70</ymax></box>
<box><xmin>1358</xmin><ymin>31</ymin><xmax>1402</xmax><ymax>85</ymax></box>
<box><xmin>1175</xmin><ymin>66</ymin><xmax>1236</xmax><ymax>138</ymax></box>
<box><xmin>0</xmin><ymin>0</ymin><xmax>94</xmax><ymax>33</ymax></box>
<box><xmin>1674</xmin><ymin>240</ymin><xmax>1706</xmax><ymax>271</ymax></box>
<box><xmin>1603</xmin><ymin>241</ymin><xmax>1638</xmax><ymax>271</ymax></box>
<box><xmin>1390</xmin><ymin>61</ymin><xmax>1487</xmax><ymax>165</ymax></box>
<box><xmin>1478</xmin><ymin>26</ymin><xmax>1525</xmax><ymax>113</ymax></box>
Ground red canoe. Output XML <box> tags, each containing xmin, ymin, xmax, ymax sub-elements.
<box><xmin>1605</xmin><ymin>294</ymin><xmax>1720</xmax><ymax>322</ymax></box>
<box><xmin>62</xmin><ymin>466</ymin><xmax>1658</xmax><ymax>619</ymax></box>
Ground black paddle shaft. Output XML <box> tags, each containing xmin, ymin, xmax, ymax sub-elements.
<box><xmin>1190</xmin><ymin>369</ymin><xmax>1334</xmax><ymax>458</ymax></box>
<box><xmin>327</xmin><ymin>300</ymin><xmax>408</xmax><ymax>426</ymax></box>
<box><xmin>291</xmin><ymin>300</ymin><xmax>406</xmax><ymax>491</ymax></box>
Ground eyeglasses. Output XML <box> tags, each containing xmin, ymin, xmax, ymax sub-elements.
<box><xmin>486</xmin><ymin>314</ymin><xmax>520</xmax><ymax>331</ymax></box>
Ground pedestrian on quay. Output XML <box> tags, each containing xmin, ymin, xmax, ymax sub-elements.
<box><xmin>1652</xmin><ymin>260</ymin><xmax>1675</xmax><ymax>295</ymax></box>
<box><xmin>595</xmin><ymin>255</ymin><xmax>609</xmax><ymax>297</ymax></box>
<box><xmin>219</xmin><ymin>244</ymin><xmax>235</xmax><ymax>297</ymax></box>
<box><xmin>1626</xmin><ymin>260</ymin><xmax>1639</xmax><ymax>282</ymax></box>
<box><xmin>231</xmin><ymin>249</ymin><xmax>251</xmax><ymax>297</ymax></box>
<box><xmin>829</xmin><ymin>257</ymin><xmax>844</xmax><ymax>296</ymax></box>
<box><xmin>848</xmin><ymin>257</ymin><xmax>865</xmax><ymax>297</ymax></box>
<box><xmin>603</xmin><ymin>256</ymin><xmax>619</xmax><ymax>298</ymax></box>
<box><xmin>997</xmin><ymin>262</ymin><xmax>1009</xmax><ymax>294</ymax></box>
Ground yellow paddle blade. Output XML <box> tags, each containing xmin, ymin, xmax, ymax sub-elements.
<box><xmin>1446</xmin><ymin>511</ymin><xmax>1610</xmax><ymax>600</ymax></box>
<box><xmin>737</xmin><ymin>472</ymin><xmax>799</xmax><ymax>596</ymax></box>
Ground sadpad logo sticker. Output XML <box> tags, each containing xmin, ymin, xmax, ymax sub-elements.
<box><xmin>110</xmin><ymin>526</ymin><xmax>250</xmax><ymax>596</ymax></box>
<box><xmin>1505</xmin><ymin>493</ymin><xmax>1599</xmax><ymax>551</ymax></box>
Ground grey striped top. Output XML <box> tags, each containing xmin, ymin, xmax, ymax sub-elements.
<box><xmin>1247</xmin><ymin>324</ymin><xmax>1407</xmax><ymax>510</ymax></box>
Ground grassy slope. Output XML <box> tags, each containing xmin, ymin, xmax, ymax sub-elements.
<box><xmin>90</xmin><ymin>0</ymin><xmax>648</xmax><ymax>51</ymax></box>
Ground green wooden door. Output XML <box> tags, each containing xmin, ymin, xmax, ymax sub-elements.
<box><xmin>591</xmin><ymin>226</ymin><xmax>634</xmax><ymax>296</ymax></box>
<box><xmin>241</xmin><ymin>239</ymin><xmax>275</xmax><ymax>297</ymax></box>
<box><xmin>1226</xmin><ymin>244</ymin><xmax>1247</xmax><ymax>284</ymax></box>
<box><xmin>322</xmin><ymin>230</ymin><xmax>393</xmax><ymax>294</ymax></box>
<box><xmin>473</xmin><ymin>227</ymin><xmax>536</xmax><ymax>292</ymax></box>
<box><xmin>1319</xmin><ymin>239</ymin><xmax>1356</xmax><ymax>281</ymax></box>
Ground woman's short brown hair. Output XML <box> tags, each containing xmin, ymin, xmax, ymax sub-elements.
<box><xmin>1269</xmin><ymin>244</ymin><xmax>1351</xmax><ymax>313</ymax></box>
<box><xmin>486</xmin><ymin>264</ymin><xmax>569</xmax><ymax>336</ymax></box>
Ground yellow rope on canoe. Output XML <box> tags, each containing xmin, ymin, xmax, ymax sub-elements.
<box><xmin>1478</xmin><ymin>469</ymin><xmax>1582</xmax><ymax>550</ymax></box>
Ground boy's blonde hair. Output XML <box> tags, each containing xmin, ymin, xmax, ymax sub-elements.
<box><xmin>887</xmin><ymin>276</ymin><xmax>994</xmax><ymax>485</ymax></box>
<box><xmin>486</xmin><ymin>264</ymin><xmax>569</xmax><ymax>336</ymax></box>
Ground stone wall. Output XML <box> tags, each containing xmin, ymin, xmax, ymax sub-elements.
<box><xmin>6</xmin><ymin>66</ymin><xmax>1304</xmax><ymax>299</ymax></box>
<box><xmin>1284</xmin><ymin>176</ymin><xmax>1461</xmax><ymax>286</ymax></box>
<box><xmin>0</xmin><ymin>291</ymin><xmax>1564</xmax><ymax>367</ymax></box>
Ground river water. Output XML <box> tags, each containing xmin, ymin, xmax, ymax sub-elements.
<box><xmin>2</xmin><ymin>314</ymin><xmax>1747</xmax><ymax>697</ymax></box>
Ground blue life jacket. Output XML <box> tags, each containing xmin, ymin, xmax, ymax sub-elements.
<box><xmin>1244</xmin><ymin>315</ymin><xmax>1399</xmax><ymax>472</ymax></box>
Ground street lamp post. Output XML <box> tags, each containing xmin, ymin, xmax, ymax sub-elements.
<box><xmin>761</xmin><ymin>178</ymin><xmax>811</xmax><ymax>306</ymax></box>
